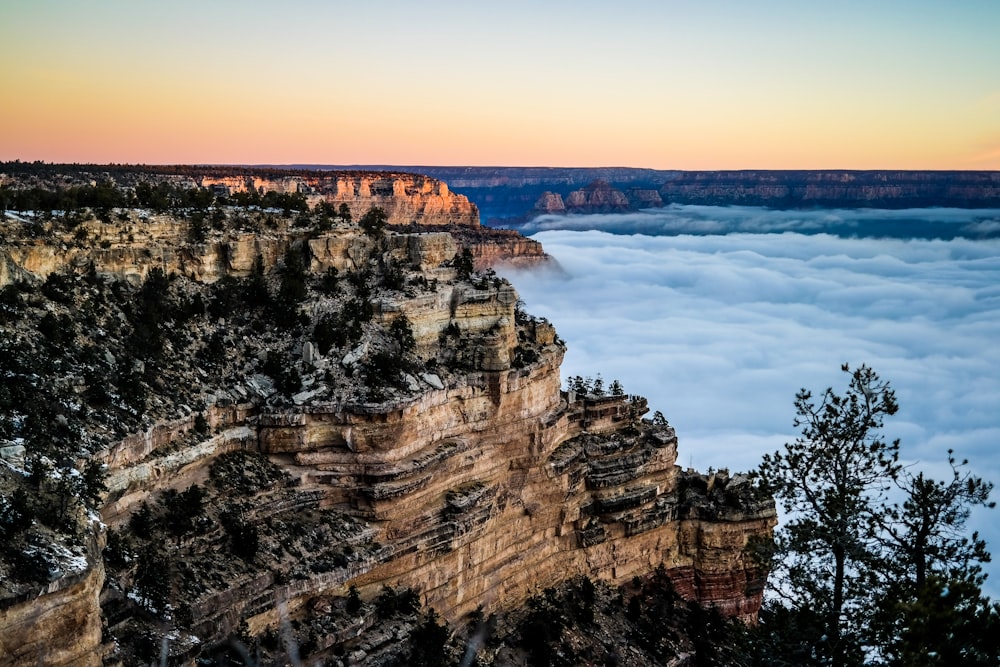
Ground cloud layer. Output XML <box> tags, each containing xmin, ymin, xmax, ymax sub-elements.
<box><xmin>519</xmin><ymin>204</ymin><xmax>1000</xmax><ymax>240</ymax></box>
<box><xmin>501</xmin><ymin>219</ymin><xmax>1000</xmax><ymax>590</ymax></box>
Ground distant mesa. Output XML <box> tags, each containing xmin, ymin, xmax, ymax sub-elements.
<box><xmin>362</xmin><ymin>167</ymin><xmax>1000</xmax><ymax>225</ymax></box>
<box><xmin>534</xmin><ymin>191</ymin><xmax>566</xmax><ymax>214</ymax></box>
<box><xmin>535</xmin><ymin>180</ymin><xmax>633</xmax><ymax>215</ymax></box>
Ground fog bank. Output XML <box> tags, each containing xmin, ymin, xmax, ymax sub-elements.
<box><xmin>501</xmin><ymin>225</ymin><xmax>1000</xmax><ymax>589</ymax></box>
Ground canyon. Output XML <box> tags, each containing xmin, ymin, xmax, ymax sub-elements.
<box><xmin>328</xmin><ymin>166</ymin><xmax>1000</xmax><ymax>223</ymax></box>
<box><xmin>0</xmin><ymin>166</ymin><xmax>774</xmax><ymax>665</ymax></box>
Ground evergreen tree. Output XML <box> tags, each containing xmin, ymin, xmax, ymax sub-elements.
<box><xmin>880</xmin><ymin>450</ymin><xmax>994</xmax><ymax>590</ymax></box>
<box><xmin>134</xmin><ymin>545</ymin><xmax>172</xmax><ymax>613</ymax></box>
<box><xmin>754</xmin><ymin>364</ymin><xmax>997</xmax><ymax>666</ymax></box>
<box><xmin>359</xmin><ymin>206</ymin><xmax>387</xmax><ymax>237</ymax></box>
<box><xmin>758</xmin><ymin>364</ymin><xmax>900</xmax><ymax>666</ymax></box>
<box><xmin>455</xmin><ymin>248</ymin><xmax>475</xmax><ymax>280</ymax></box>
<box><xmin>389</xmin><ymin>314</ymin><xmax>415</xmax><ymax>354</ymax></box>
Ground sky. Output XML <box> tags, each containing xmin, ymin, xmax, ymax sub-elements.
<box><xmin>500</xmin><ymin>210</ymin><xmax>1000</xmax><ymax>591</ymax></box>
<box><xmin>2</xmin><ymin>0</ymin><xmax>1000</xmax><ymax>169</ymax></box>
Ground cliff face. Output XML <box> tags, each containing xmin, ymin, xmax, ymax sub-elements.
<box><xmin>0</xmin><ymin>535</ymin><xmax>105</xmax><ymax>667</ymax></box>
<box><xmin>200</xmin><ymin>172</ymin><xmax>479</xmax><ymax>227</ymax></box>
<box><xmin>383</xmin><ymin>167</ymin><xmax>1000</xmax><ymax>224</ymax></box>
<box><xmin>0</xmin><ymin>172</ymin><xmax>771</xmax><ymax>664</ymax></box>
<box><xmin>0</xmin><ymin>217</ymin><xmax>552</xmax><ymax>290</ymax></box>
<box><xmin>448</xmin><ymin>226</ymin><xmax>555</xmax><ymax>272</ymax></box>
<box><xmin>0</xmin><ymin>164</ymin><xmax>561</xmax><ymax>286</ymax></box>
<box><xmin>533</xmin><ymin>181</ymin><xmax>632</xmax><ymax>215</ymax></box>
<box><xmin>564</xmin><ymin>180</ymin><xmax>631</xmax><ymax>212</ymax></box>
<box><xmin>656</xmin><ymin>170</ymin><xmax>1000</xmax><ymax>208</ymax></box>
<box><xmin>86</xmin><ymin>298</ymin><xmax>771</xmax><ymax>642</ymax></box>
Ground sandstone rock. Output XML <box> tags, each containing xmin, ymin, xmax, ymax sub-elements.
<box><xmin>0</xmin><ymin>444</ymin><xmax>25</xmax><ymax>463</ymax></box>
<box><xmin>248</xmin><ymin>374</ymin><xmax>276</xmax><ymax>399</ymax></box>
<box><xmin>534</xmin><ymin>191</ymin><xmax>567</xmax><ymax>214</ymax></box>
<box><xmin>342</xmin><ymin>342</ymin><xmax>369</xmax><ymax>367</ymax></box>
<box><xmin>627</xmin><ymin>188</ymin><xmax>664</xmax><ymax>208</ymax></box>
<box><xmin>420</xmin><ymin>373</ymin><xmax>444</xmax><ymax>390</ymax></box>
<box><xmin>293</xmin><ymin>386</ymin><xmax>327</xmax><ymax>406</ymax></box>
<box><xmin>302</xmin><ymin>341</ymin><xmax>319</xmax><ymax>365</ymax></box>
<box><xmin>564</xmin><ymin>180</ymin><xmax>630</xmax><ymax>212</ymax></box>
<box><xmin>0</xmin><ymin>537</ymin><xmax>104</xmax><ymax>667</ymax></box>
<box><xmin>0</xmin><ymin>186</ymin><xmax>774</xmax><ymax>661</ymax></box>
<box><xmin>201</xmin><ymin>172</ymin><xmax>478</xmax><ymax>228</ymax></box>
<box><xmin>450</xmin><ymin>226</ymin><xmax>557</xmax><ymax>272</ymax></box>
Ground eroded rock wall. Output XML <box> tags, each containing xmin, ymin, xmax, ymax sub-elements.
<box><xmin>0</xmin><ymin>537</ymin><xmax>105</xmax><ymax>667</ymax></box>
<box><xmin>0</xmin><ymin>217</ymin><xmax>772</xmax><ymax>662</ymax></box>
<box><xmin>200</xmin><ymin>172</ymin><xmax>479</xmax><ymax>227</ymax></box>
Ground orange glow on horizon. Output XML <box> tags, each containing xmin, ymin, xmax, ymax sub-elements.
<box><xmin>2</xmin><ymin>2</ymin><xmax>998</xmax><ymax>171</ymax></box>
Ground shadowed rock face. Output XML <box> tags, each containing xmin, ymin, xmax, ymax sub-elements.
<box><xmin>0</xmin><ymin>535</ymin><xmax>104</xmax><ymax>667</ymax></box>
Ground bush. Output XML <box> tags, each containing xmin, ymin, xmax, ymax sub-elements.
<box><xmin>359</xmin><ymin>207</ymin><xmax>388</xmax><ymax>237</ymax></box>
<box><xmin>221</xmin><ymin>508</ymin><xmax>259</xmax><ymax>562</ymax></box>
<box><xmin>375</xmin><ymin>585</ymin><xmax>421</xmax><ymax>619</ymax></box>
<box><xmin>0</xmin><ymin>488</ymin><xmax>33</xmax><ymax>539</ymax></box>
<box><xmin>347</xmin><ymin>584</ymin><xmax>363</xmax><ymax>615</ymax></box>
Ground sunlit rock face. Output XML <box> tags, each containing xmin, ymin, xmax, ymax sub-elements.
<box><xmin>200</xmin><ymin>172</ymin><xmax>479</xmax><ymax>227</ymax></box>
<box><xmin>534</xmin><ymin>191</ymin><xmax>567</xmax><ymax>214</ymax></box>
<box><xmin>0</xmin><ymin>168</ymin><xmax>563</xmax><ymax>291</ymax></box>
<box><xmin>564</xmin><ymin>180</ymin><xmax>631</xmax><ymax>212</ymax></box>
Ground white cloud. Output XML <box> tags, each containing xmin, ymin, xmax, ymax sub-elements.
<box><xmin>518</xmin><ymin>205</ymin><xmax>1000</xmax><ymax>240</ymax></box>
<box><xmin>501</xmin><ymin>219</ymin><xmax>1000</xmax><ymax>593</ymax></box>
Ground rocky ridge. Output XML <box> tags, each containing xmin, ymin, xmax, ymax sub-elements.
<box><xmin>0</xmin><ymin>164</ymin><xmax>478</xmax><ymax>228</ymax></box>
<box><xmin>0</xmin><ymin>168</ymin><xmax>774</xmax><ymax>666</ymax></box>
<box><xmin>351</xmin><ymin>166</ymin><xmax>1000</xmax><ymax>224</ymax></box>
<box><xmin>199</xmin><ymin>171</ymin><xmax>478</xmax><ymax>228</ymax></box>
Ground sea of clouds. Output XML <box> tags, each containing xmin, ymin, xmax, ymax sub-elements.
<box><xmin>500</xmin><ymin>205</ymin><xmax>1000</xmax><ymax>592</ymax></box>
<box><xmin>519</xmin><ymin>204</ymin><xmax>1000</xmax><ymax>240</ymax></box>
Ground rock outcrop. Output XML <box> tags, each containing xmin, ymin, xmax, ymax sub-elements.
<box><xmin>0</xmin><ymin>534</ymin><xmax>105</xmax><ymax>667</ymax></box>
<box><xmin>0</xmin><ymin>166</ymin><xmax>773</xmax><ymax>664</ymax></box>
<box><xmin>533</xmin><ymin>191</ymin><xmax>567</xmax><ymax>214</ymax></box>
<box><xmin>0</xmin><ymin>166</ymin><xmax>562</xmax><ymax>287</ymax></box>
<box><xmin>200</xmin><ymin>172</ymin><xmax>479</xmax><ymax>227</ymax></box>
<box><xmin>394</xmin><ymin>167</ymin><xmax>1000</xmax><ymax>224</ymax></box>
<box><xmin>448</xmin><ymin>226</ymin><xmax>555</xmax><ymax>272</ymax></box>
<box><xmin>563</xmin><ymin>180</ymin><xmax>631</xmax><ymax>212</ymax></box>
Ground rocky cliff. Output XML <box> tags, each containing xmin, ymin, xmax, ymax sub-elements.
<box><xmin>0</xmin><ymin>535</ymin><xmax>104</xmax><ymax>667</ymax></box>
<box><xmin>0</xmin><ymin>166</ymin><xmax>557</xmax><ymax>287</ymax></box>
<box><xmin>0</xmin><ymin>168</ymin><xmax>773</xmax><ymax>665</ymax></box>
<box><xmin>0</xmin><ymin>163</ymin><xmax>478</xmax><ymax>228</ymax></box>
<box><xmin>199</xmin><ymin>171</ymin><xmax>479</xmax><ymax>227</ymax></box>
<box><xmin>347</xmin><ymin>166</ymin><xmax>1000</xmax><ymax>223</ymax></box>
<box><xmin>655</xmin><ymin>170</ymin><xmax>1000</xmax><ymax>208</ymax></box>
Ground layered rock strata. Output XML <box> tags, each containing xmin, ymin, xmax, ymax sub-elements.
<box><xmin>0</xmin><ymin>219</ymin><xmax>552</xmax><ymax>289</ymax></box>
<box><xmin>199</xmin><ymin>172</ymin><xmax>478</xmax><ymax>227</ymax></box>
<box><xmin>0</xmin><ymin>199</ymin><xmax>772</xmax><ymax>663</ymax></box>
<box><xmin>0</xmin><ymin>535</ymin><xmax>105</xmax><ymax>667</ymax></box>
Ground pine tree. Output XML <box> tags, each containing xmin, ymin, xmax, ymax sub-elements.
<box><xmin>758</xmin><ymin>364</ymin><xmax>900</xmax><ymax>666</ymax></box>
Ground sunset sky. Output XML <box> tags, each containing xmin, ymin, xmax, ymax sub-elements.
<box><xmin>2</xmin><ymin>0</ymin><xmax>999</xmax><ymax>169</ymax></box>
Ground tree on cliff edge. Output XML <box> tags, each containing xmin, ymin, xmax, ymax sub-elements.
<box><xmin>758</xmin><ymin>364</ymin><xmax>901</xmax><ymax>665</ymax></box>
<box><xmin>754</xmin><ymin>364</ymin><xmax>997</xmax><ymax>667</ymax></box>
